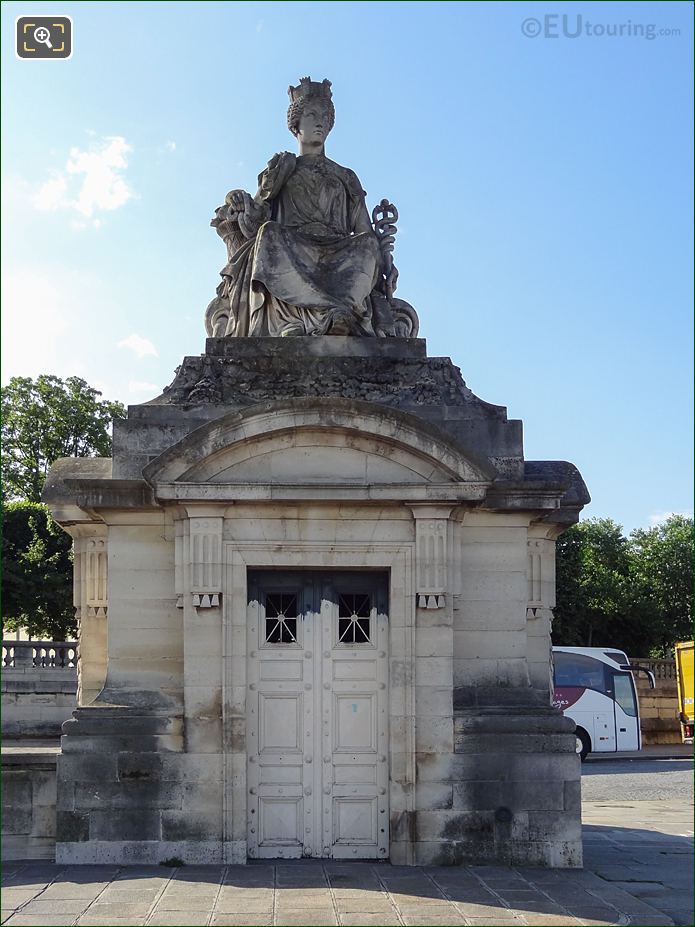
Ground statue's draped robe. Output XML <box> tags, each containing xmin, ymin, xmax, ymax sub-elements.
<box><xmin>221</xmin><ymin>153</ymin><xmax>382</xmax><ymax>336</ymax></box>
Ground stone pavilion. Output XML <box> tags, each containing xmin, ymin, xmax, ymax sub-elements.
<box><xmin>44</xmin><ymin>77</ymin><xmax>589</xmax><ymax>868</ymax></box>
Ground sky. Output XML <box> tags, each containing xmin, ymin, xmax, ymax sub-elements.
<box><xmin>2</xmin><ymin>0</ymin><xmax>693</xmax><ymax>534</ymax></box>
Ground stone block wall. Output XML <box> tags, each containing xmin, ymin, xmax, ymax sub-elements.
<box><xmin>447</xmin><ymin>714</ymin><xmax>581</xmax><ymax>867</ymax></box>
<box><xmin>633</xmin><ymin>660</ymin><xmax>680</xmax><ymax>744</ymax></box>
<box><xmin>409</xmin><ymin>511</ymin><xmax>581</xmax><ymax>868</ymax></box>
<box><xmin>100</xmin><ymin>519</ymin><xmax>182</xmax><ymax>707</ymax></box>
<box><xmin>56</xmin><ymin>747</ymin><xmax>223</xmax><ymax>864</ymax></box>
<box><xmin>2</xmin><ymin>647</ymin><xmax>77</xmax><ymax>738</ymax></box>
<box><xmin>1</xmin><ymin>752</ymin><xmax>58</xmax><ymax>860</ymax></box>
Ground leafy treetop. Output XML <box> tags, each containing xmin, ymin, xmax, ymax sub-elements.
<box><xmin>554</xmin><ymin>514</ymin><xmax>693</xmax><ymax>657</ymax></box>
<box><xmin>1</xmin><ymin>375</ymin><xmax>127</xmax><ymax>503</ymax></box>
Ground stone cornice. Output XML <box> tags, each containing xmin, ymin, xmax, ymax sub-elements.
<box><xmin>151</xmin><ymin>481</ymin><xmax>489</xmax><ymax>503</ymax></box>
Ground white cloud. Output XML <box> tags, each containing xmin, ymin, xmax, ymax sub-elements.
<box><xmin>32</xmin><ymin>136</ymin><xmax>135</xmax><ymax>226</ymax></box>
<box><xmin>118</xmin><ymin>334</ymin><xmax>159</xmax><ymax>359</ymax></box>
<box><xmin>256</xmin><ymin>19</ymin><xmax>264</xmax><ymax>32</ymax></box>
<box><xmin>35</xmin><ymin>171</ymin><xmax>69</xmax><ymax>210</ymax></box>
<box><xmin>648</xmin><ymin>510</ymin><xmax>693</xmax><ymax>527</ymax></box>
<box><xmin>129</xmin><ymin>380</ymin><xmax>161</xmax><ymax>395</ymax></box>
<box><xmin>165</xmin><ymin>140</ymin><xmax>176</xmax><ymax>152</ymax></box>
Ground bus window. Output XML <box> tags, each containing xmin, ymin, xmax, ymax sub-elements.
<box><xmin>553</xmin><ymin>652</ymin><xmax>608</xmax><ymax>693</ymax></box>
<box><xmin>604</xmin><ymin>650</ymin><xmax>629</xmax><ymax>665</ymax></box>
<box><xmin>612</xmin><ymin>673</ymin><xmax>637</xmax><ymax>717</ymax></box>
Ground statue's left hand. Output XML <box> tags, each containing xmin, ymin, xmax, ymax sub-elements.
<box><xmin>226</xmin><ymin>189</ymin><xmax>253</xmax><ymax>215</ymax></box>
<box><xmin>223</xmin><ymin>189</ymin><xmax>268</xmax><ymax>239</ymax></box>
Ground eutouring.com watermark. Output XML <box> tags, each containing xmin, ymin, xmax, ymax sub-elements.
<box><xmin>521</xmin><ymin>15</ymin><xmax>680</xmax><ymax>40</ymax></box>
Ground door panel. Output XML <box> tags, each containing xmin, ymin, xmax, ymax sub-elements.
<box><xmin>333</xmin><ymin>797</ymin><xmax>378</xmax><ymax>844</ymax></box>
<box><xmin>260</xmin><ymin>660</ymin><xmax>303</xmax><ymax>681</ymax></box>
<box><xmin>259</xmin><ymin>694</ymin><xmax>303</xmax><ymax>752</ymax></box>
<box><xmin>334</xmin><ymin>694</ymin><xmax>377</xmax><ymax>751</ymax></box>
<box><xmin>258</xmin><ymin>797</ymin><xmax>303</xmax><ymax>847</ymax></box>
<box><xmin>247</xmin><ymin>572</ymin><xmax>388</xmax><ymax>859</ymax></box>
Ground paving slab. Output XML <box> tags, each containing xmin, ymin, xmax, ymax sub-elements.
<box><xmin>210</xmin><ymin>918</ymin><xmax>273</xmax><ymax>927</ymax></box>
<box><xmin>338</xmin><ymin>916</ymin><xmax>401</xmax><ymax>926</ymax></box>
<box><xmin>148</xmin><ymin>916</ymin><xmax>210</xmax><ymax>926</ymax></box>
<box><xmin>463</xmin><ymin>919</ymin><xmax>520</xmax><ymax>926</ymax></box>
<box><xmin>77</xmin><ymin>920</ymin><xmax>145</xmax><ymax>927</ymax></box>
<box><xmin>402</xmin><ymin>917</ymin><xmax>467</xmax><ymax>926</ymax></box>
<box><xmin>4</xmin><ymin>918</ymin><xmax>79</xmax><ymax>926</ymax></box>
<box><xmin>272</xmin><ymin>914</ymin><xmax>337</xmax><ymax>926</ymax></box>
<box><xmin>0</xmin><ymin>895</ymin><xmax>37</xmax><ymax>912</ymax></box>
<box><xmin>17</xmin><ymin>900</ymin><xmax>87</xmax><ymax>916</ymax></box>
<box><xmin>2</xmin><ymin>795</ymin><xmax>691</xmax><ymax>927</ymax></box>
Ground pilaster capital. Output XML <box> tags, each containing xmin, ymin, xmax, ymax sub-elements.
<box><xmin>175</xmin><ymin>510</ymin><xmax>224</xmax><ymax>610</ymax></box>
<box><xmin>407</xmin><ymin>504</ymin><xmax>454</xmax><ymax>609</ymax></box>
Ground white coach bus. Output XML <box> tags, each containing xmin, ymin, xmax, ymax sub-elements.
<box><xmin>552</xmin><ymin>646</ymin><xmax>655</xmax><ymax>760</ymax></box>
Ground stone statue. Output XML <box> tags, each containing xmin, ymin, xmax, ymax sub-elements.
<box><xmin>205</xmin><ymin>78</ymin><xmax>419</xmax><ymax>338</ymax></box>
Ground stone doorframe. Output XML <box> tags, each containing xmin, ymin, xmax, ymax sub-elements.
<box><xmin>221</xmin><ymin>541</ymin><xmax>419</xmax><ymax>866</ymax></box>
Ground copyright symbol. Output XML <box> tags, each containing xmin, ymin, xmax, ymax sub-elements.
<box><xmin>521</xmin><ymin>17</ymin><xmax>542</xmax><ymax>38</ymax></box>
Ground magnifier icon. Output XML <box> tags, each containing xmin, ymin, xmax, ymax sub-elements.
<box><xmin>33</xmin><ymin>26</ymin><xmax>53</xmax><ymax>48</ymax></box>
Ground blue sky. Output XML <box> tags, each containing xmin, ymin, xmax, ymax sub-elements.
<box><xmin>2</xmin><ymin>0</ymin><xmax>693</xmax><ymax>533</ymax></box>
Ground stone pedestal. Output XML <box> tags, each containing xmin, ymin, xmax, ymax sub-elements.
<box><xmin>45</xmin><ymin>336</ymin><xmax>589</xmax><ymax>866</ymax></box>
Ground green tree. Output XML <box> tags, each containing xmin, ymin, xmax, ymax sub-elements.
<box><xmin>554</xmin><ymin>517</ymin><xmax>637</xmax><ymax>649</ymax></box>
<box><xmin>1</xmin><ymin>375</ymin><xmax>126</xmax><ymax>503</ymax></box>
<box><xmin>2</xmin><ymin>500</ymin><xmax>75</xmax><ymax>640</ymax></box>
<box><xmin>628</xmin><ymin>514</ymin><xmax>693</xmax><ymax>656</ymax></box>
<box><xmin>554</xmin><ymin>515</ymin><xmax>694</xmax><ymax>656</ymax></box>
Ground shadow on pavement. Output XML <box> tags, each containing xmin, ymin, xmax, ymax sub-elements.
<box><xmin>583</xmin><ymin>823</ymin><xmax>693</xmax><ymax>926</ymax></box>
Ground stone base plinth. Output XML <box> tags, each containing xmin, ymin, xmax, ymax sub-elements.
<box><xmin>413</xmin><ymin>708</ymin><xmax>582</xmax><ymax>868</ymax></box>
<box><xmin>56</xmin><ymin>706</ymin><xmax>225</xmax><ymax>866</ymax></box>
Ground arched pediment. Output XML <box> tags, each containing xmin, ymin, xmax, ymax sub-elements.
<box><xmin>142</xmin><ymin>399</ymin><xmax>496</xmax><ymax>490</ymax></box>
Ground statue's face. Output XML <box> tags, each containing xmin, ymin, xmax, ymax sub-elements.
<box><xmin>296</xmin><ymin>103</ymin><xmax>330</xmax><ymax>145</ymax></box>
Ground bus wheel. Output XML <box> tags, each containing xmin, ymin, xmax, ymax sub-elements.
<box><xmin>575</xmin><ymin>728</ymin><xmax>591</xmax><ymax>762</ymax></box>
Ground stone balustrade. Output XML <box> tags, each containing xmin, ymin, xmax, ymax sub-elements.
<box><xmin>631</xmin><ymin>657</ymin><xmax>678</xmax><ymax>680</ymax></box>
<box><xmin>1</xmin><ymin>641</ymin><xmax>78</xmax><ymax>738</ymax></box>
<box><xmin>2</xmin><ymin>640</ymin><xmax>77</xmax><ymax>670</ymax></box>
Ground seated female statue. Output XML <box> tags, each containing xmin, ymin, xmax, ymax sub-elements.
<box><xmin>207</xmin><ymin>77</ymin><xmax>416</xmax><ymax>338</ymax></box>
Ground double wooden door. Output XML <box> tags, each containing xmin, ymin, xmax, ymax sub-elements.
<box><xmin>246</xmin><ymin>572</ymin><xmax>389</xmax><ymax>859</ymax></box>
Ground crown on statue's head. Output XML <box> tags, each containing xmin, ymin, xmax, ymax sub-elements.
<box><xmin>287</xmin><ymin>77</ymin><xmax>333</xmax><ymax>104</ymax></box>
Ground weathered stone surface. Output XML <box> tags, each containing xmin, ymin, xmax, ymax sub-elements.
<box><xmin>56</xmin><ymin>810</ymin><xmax>90</xmax><ymax>843</ymax></box>
<box><xmin>42</xmin><ymin>79</ymin><xmax>589</xmax><ymax>869</ymax></box>
<box><xmin>106</xmin><ymin>340</ymin><xmax>529</xmax><ymax>484</ymax></box>
<box><xmin>161</xmin><ymin>343</ymin><xmax>474</xmax><ymax>407</ymax></box>
<box><xmin>2</xmin><ymin>667</ymin><xmax>77</xmax><ymax>738</ymax></box>
<box><xmin>1</xmin><ymin>751</ymin><xmax>60</xmax><ymax>860</ymax></box>
<box><xmin>89</xmin><ymin>810</ymin><xmax>161</xmax><ymax>842</ymax></box>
